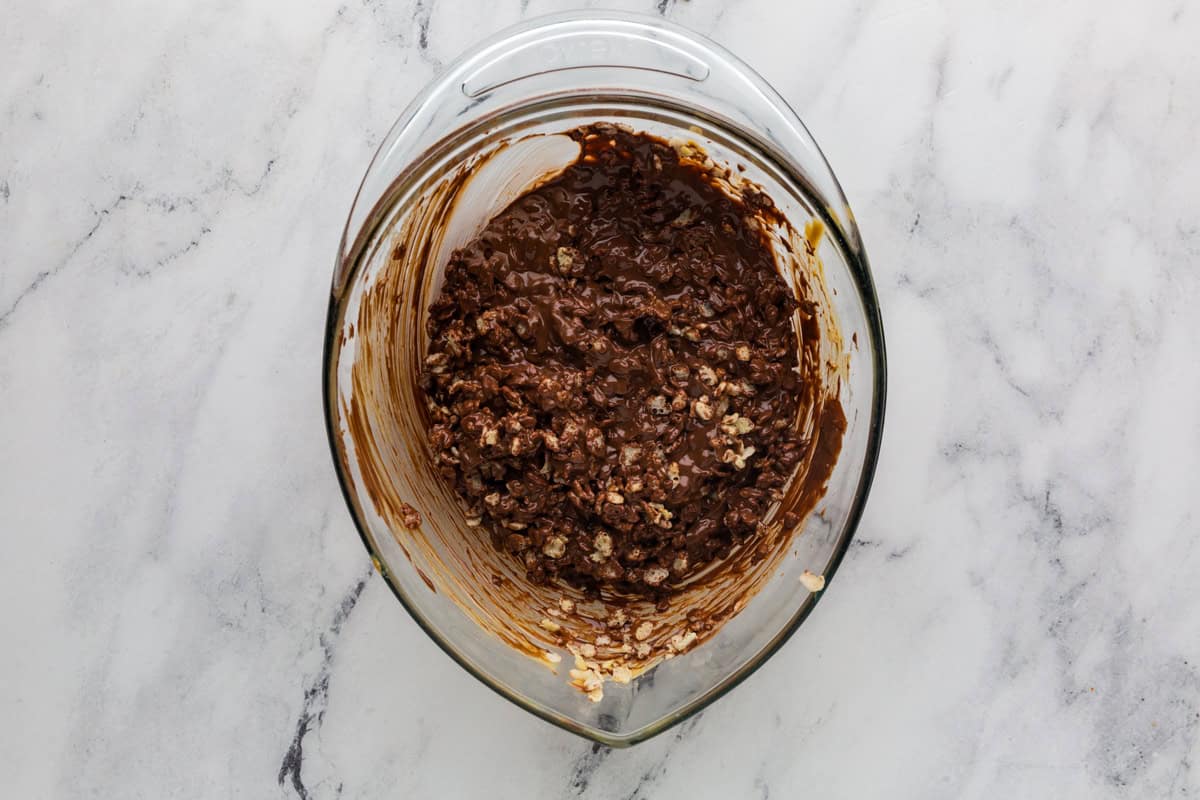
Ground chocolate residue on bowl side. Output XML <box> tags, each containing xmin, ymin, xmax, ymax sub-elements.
<box><xmin>339</xmin><ymin>123</ymin><xmax>846</xmax><ymax>693</ymax></box>
<box><xmin>419</xmin><ymin>126</ymin><xmax>836</xmax><ymax>603</ymax></box>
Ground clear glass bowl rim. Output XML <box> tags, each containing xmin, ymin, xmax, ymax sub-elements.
<box><xmin>322</xmin><ymin>9</ymin><xmax>888</xmax><ymax>746</ymax></box>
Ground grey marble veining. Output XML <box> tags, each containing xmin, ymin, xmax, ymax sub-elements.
<box><xmin>3</xmin><ymin>0</ymin><xmax>1200</xmax><ymax>796</ymax></box>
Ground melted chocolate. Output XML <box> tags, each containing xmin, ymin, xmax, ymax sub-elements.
<box><xmin>420</xmin><ymin>125</ymin><xmax>811</xmax><ymax>600</ymax></box>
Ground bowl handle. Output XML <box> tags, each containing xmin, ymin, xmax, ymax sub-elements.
<box><xmin>460</xmin><ymin>17</ymin><xmax>711</xmax><ymax>98</ymax></box>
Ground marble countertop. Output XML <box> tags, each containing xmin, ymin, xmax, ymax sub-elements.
<box><xmin>4</xmin><ymin>0</ymin><xmax>1200</xmax><ymax>796</ymax></box>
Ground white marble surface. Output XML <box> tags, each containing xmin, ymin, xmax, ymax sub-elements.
<box><xmin>4</xmin><ymin>0</ymin><xmax>1200</xmax><ymax>796</ymax></box>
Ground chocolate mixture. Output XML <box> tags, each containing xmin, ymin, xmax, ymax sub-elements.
<box><xmin>420</xmin><ymin>126</ymin><xmax>809</xmax><ymax>601</ymax></box>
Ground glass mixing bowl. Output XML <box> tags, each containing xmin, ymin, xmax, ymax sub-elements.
<box><xmin>323</xmin><ymin>11</ymin><xmax>886</xmax><ymax>746</ymax></box>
